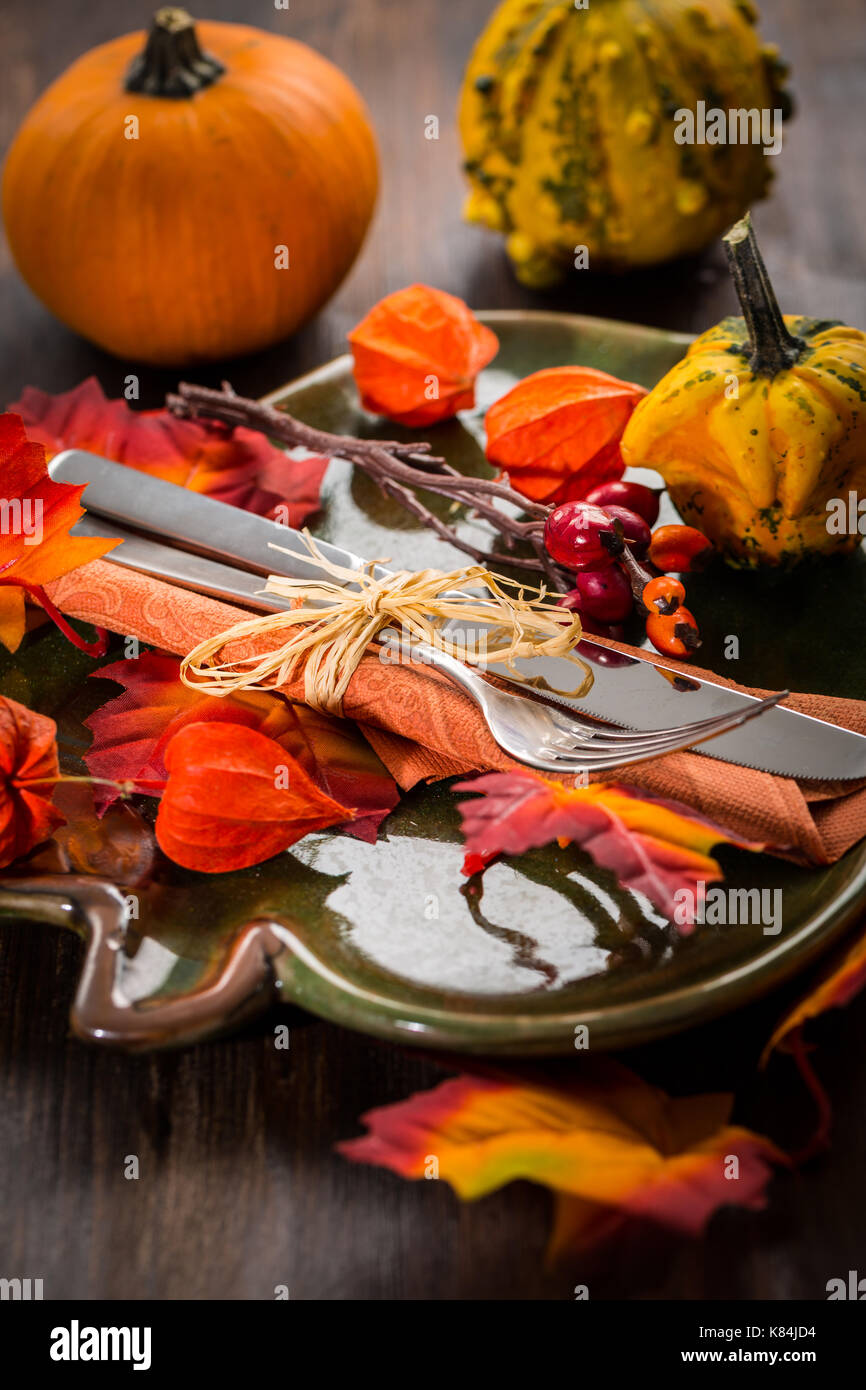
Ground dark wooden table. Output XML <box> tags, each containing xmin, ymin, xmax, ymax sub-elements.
<box><xmin>1</xmin><ymin>0</ymin><xmax>864</xmax><ymax>1300</ymax></box>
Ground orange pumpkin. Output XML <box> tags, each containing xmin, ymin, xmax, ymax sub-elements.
<box><xmin>1</xmin><ymin>8</ymin><xmax>379</xmax><ymax>366</ymax></box>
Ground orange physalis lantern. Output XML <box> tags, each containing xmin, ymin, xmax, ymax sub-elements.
<box><xmin>348</xmin><ymin>284</ymin><xmax>499</xmax><ymax>426</ymax></box>
<box><xmin>484</xmin><ymin>366</ymin><xmax>647</xmax><ymax>506</ymax></box>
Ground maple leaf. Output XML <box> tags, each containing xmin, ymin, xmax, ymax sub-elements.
<box><xmin>337</xmin><ymin>1060</ymin><xmax>785</xmax><ymax>1260</ymax></box>
<box><xmin>0</xmin><ymin>694</ymin><xmax>65</xmax><ymax>868</ymax></box>
<box><xmin>454</xmin><ymin>771</ymin><xmax>764</xmax><ymax>927</ymax></box>
<box><xmin>10</xmin><ymin>378</ymin><xmax>329</xmax><ymax>526</ymax></box>
<box><xmin>85</xmin><ymin>651</ymin><xmax>398</xmax><ymax>840</ymax></box>
<box><xmin>762</xmin><ymin>929</ymin><xmax>866</xmax><ymax>1069</ymax></box>
<box><xmin>272</xmin><ymin>702</ymin><xmax>400</xmax><ymax>844</ymax></box>
<box><xmin>0</xmin><ymin>413</ymin><xmax>119</xmax><ymax>651</ymax></box>
<box><xmin>155</xmin><ymin>722</ymin><xmax>354</xmax><ymax>872</ymax></box>
<box><xmin>759</xmin><ymin>928</ymin><xmax>866</xmax><ymax>1158</ymax></box>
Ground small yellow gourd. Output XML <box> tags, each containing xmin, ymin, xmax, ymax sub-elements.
<box><xmin>621</xmin><ymin>217</ymin><xmax>866</xmax><ymax>565</ymax></box>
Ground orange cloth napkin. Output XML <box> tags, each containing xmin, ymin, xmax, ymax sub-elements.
<box><xmin>46</xmin><ymin>559</ymin><xmax>866</xmax><ymax>867</ymax></box>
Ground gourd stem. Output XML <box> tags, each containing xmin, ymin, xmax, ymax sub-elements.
<box><xmin>723</xmin><ymin>214</ymin><xmax>805</xmax><ymax>377</ymax></box>
<box><xmin>125</xmin><ymin>7</ymin><xmax>224</xmax><ymax>97</ymax></box>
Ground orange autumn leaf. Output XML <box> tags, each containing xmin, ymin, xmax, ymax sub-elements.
<box><xmin>85</xmin><ymin>651</ymin><xmax>398</xmax><ymax>841</ymax></box>
<box><xmin>761</xmin><ymin>928</ymin><xmax>866</xmax><ymax>1067</ymax></box>
<box><xmin>348</xmin><ymin>284</ymin><xmax>499</xmax><ymax>426</ymax></box>
<box><xmin>485</xmin><ymin>366</ymin><xmax>647</xmax><ymax>505</ymax></box>
<box><xmin>337</xmin><ymin>1060</ymin><xmax>785</xmax><ymax>1259</ymax></box>
<box><xmin>0</xmin><ymin>413</ymin><xmax>119</xmax><ymax>651</ymax></box>
<box><xmin>455</xmin><ymin>772</ymin><xmax>764</xmax><ymax>928</ymax></box>
<box><xmin>0</xmin><ymin>694</ymin><xmax>64</xmax><ymax>868</ymax></box>
<box><xmin>758</xmin><ymin>928</ymin><xmax>866</xmax><ymax>1160</ymax></box>
<box><xmin>155</xmin><ymin>721</ymin><xmax>354</xmax><ymax>873</ymax></box>
<box><xmin>10</xmin><ymin>378</ymin><xmax>328</xmax><ymax>526</ymax></box>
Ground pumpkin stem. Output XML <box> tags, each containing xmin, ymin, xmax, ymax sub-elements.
<box><xmin>125</xmin><ymin>8</ymin><xmax>225</xmax><ymax>97</ymax></box>
<box><xmin>723</xmin><ymin>214</ymin><xmax>806</xmax><ymax>377</ymax></box>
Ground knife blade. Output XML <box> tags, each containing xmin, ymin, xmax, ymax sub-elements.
<box><xmin>50</xmin><ymin>448</ymin><xmax>866</xmax><ymax>781</ymax></box>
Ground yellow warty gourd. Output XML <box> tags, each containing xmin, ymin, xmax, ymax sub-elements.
<box><xmin>621</xmin><ymin>217</ymin><xmax>866</xmax><ymax>566</ymax></box>
<box><xmin>459</xmin><ymin>0</ymin><xmax>791</xmax><ymax>285</ymax></box>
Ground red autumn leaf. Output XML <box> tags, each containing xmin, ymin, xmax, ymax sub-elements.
<box><xmin>484</xmin><ymin>366</ymin><xmax>647</xmax><ymax>506</ymax></box>
<box><xmin>348</xmin><ymin>284</ymin><xmax>499</xmax><ymax>426</ymax></box>
<box><xmin>337</xmin><ymin>1060</ymin><xmax>785</xmax><ymax>1260</ymax></box>
<box><xmin>155</xmin><ymin>721</ymin><xmax>354</xmax><ymax>872</ymax></box>
<box><xmin>454</xmin><ymin>772</ymin><xmax>764</xmax><ymax>928</ymax></box>
<box><xmin>0</xmin><ymin>694</ymin><xmax>64</xmax><ymax>868</ymax></box>
<box><xmin>272</xmin><ymin>703</ymin><xmax>400</xmax><ymax>844</ymax></box>
<box><xmin>85</xmin><ymin>653</ymin><xmax>202</xmax><ymax>808</ymax></box>
<box><xmin>85</xmin><ymin>651</ymin><xmax>398</xmax><ymax>840</ymax></box>
<box><xmin>10</xmin><ymin>378</ymin><xmax>328</xmax><ymax>526</ymax></box>
<box><xmin>0</xmin><ymin>413</ymin><xmax>120</xmax><ymax>651</ymax></box>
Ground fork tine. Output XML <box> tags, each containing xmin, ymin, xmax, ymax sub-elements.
<box><xmin>542</xmin><ymin>691</ymin><xmax>789</xmax><ymax>744</ymax></box>
<box><xmin>530</xmin><ymin>691</ymin><xmax>788</xmax><ymax>772</ymax></box>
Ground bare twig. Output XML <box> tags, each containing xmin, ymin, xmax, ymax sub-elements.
<box><xmin>166</xmin><ymin>381</ymin><xmax>571</xmax><ymax>590</ymax></box>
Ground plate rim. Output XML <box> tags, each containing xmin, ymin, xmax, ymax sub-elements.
<box><xmin>259</xmin><ymin>307</ymin><xmax>695</xmax><ymax>408</ymax></box>
<box><xmin>275</xmin><ymin>841</ymin><xmax>866</xmax><ymax>1054</ymax></box>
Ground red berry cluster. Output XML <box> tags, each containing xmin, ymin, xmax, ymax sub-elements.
<box><xmin>542</xmin><ymin>481</ymin><xmax>712</xmax><ymax>659</ymax></box>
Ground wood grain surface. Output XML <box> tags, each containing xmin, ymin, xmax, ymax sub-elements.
<box><xmin>1</xmin><ymin>0</ymin><xmax>864</xmax><ymax>1300</ymax></box>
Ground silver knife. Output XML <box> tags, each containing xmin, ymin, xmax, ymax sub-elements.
<box><xmin>49</xmin><ymin>448</ymin><xmax>866</xmax><ymax>780</ymax></box>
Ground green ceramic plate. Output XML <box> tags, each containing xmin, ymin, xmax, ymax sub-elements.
<box><xmin>1</xmin><ymin>310</ymin><xmax>864</xmax><ymax>1054</ymax></box>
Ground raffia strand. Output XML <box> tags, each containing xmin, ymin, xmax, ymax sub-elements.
<box><xmin>179</xmin><ymin>531</ymin><xmax>590</xmax><ymax>716</ymax></box>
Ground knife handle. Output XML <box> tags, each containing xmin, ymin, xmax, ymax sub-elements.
<box><xmin>49</xmin><ymin>448</ymin><xmax>369</xmax><ymax>584</ymax></box>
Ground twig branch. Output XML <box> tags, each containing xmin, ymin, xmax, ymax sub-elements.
<box><xmin>166</xmin><ymin>382</ymin><xmax>570</xmax><ymax>590</ymax></box>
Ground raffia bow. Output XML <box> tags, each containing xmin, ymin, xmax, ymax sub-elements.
<box><xmin>180</xmin><ymin>531</ymin><xmax>589</xmax><ymax>715</ymax></box>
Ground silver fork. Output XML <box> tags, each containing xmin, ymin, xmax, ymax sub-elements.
<box><xmin>378</xmin><ymin>631</ymin><xmax>787</xmax><ymax>775</ymax></box>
